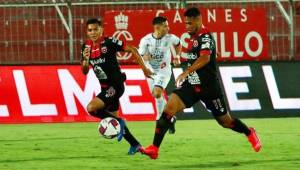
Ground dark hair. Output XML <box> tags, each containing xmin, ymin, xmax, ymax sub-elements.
<box><xmin>152</xmin><ymin>16</ymin><xmax>167</xmax><ymax>25</ymax></box>
<box><xmin>86</xmin><ymin>18</ymin><xmax>102</xmax><ymax>26</ymax></box>
<box><xmin>184</xmin><ymin>7</ymin><xmax>201</xmax><ymax>17</ymax></box>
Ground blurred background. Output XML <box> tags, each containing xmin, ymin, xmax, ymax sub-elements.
<box><xmin>1</xmin><ymin>2</ymin><xmax>300</xmax><ymax>169</ymax></box>
<box><xmin>0</xmin><ymin>0</ymin><xmax>299</xmax><ymax>65</ymax></box>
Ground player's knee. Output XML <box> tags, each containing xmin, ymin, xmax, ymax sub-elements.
<box><xmin>153</xmin><ymin>92</ymin><xmax>162</xmax><ymax>98</ymax></box>
<box><xmin>153</xmin><ymin>88</ymin><xmax>163</xmax><ymax>98</ymax></box>
<box><xmin>163</xmin><ymin>104</ymin><xmax>176</xmax><ymax>115</ymax></box>
<box><xmin>86</xmin><ymin>104</ymin><xmax>96</xmax><ymax>114</ymax></box>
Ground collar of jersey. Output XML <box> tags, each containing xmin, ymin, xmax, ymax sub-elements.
<box><xmin>85</xmin><ymin>36</ymin><xmax>105</xmax><ymax>46</ymax></box>
<box><xmin>151</xmin><ymin>33</ymin><xmax>165</xmax><ymax>40</ymax></box>
<box><xmin>191</xmin><ymin>25</ymin><xmax>210</xmax><ymax>39</ymax></box>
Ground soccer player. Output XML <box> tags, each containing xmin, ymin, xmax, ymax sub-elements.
<box><xmin>81</xmin><ymin>18</ymin><xmax>153</xmax><ymax>155</ymax></box>
<box><xmin>140</xmin><ymin>8</ymin><xmax>262</xmax><ymax>159</ymax></box>
<box><xmin>138</xmin><ymin>16</ymin><xmax>181</xmax><ymax>134</ymax></box>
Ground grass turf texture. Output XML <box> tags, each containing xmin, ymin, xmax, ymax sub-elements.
<box><xmin>1</xmin><ymin>118</ymin><xmax>300</xmax><ymax>170</ymax></box>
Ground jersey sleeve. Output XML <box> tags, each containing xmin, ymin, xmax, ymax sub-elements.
<box><xmin>170</xmin><ymin>34</ymin><xmax>180</xmax><ymax>46</ymax></box>
<box><xmin>107</xmin><ymin>37</ymin><xmax>125</xmax><ymax>52</ymax></box>
<box><xmin>138</xmin><ymin>37</ymin><xmax>148</xmax><ymax>56</ymax></box>
<box><xmin>198</xmin><ymin>33</ymin><xmax>213</xmax><ymax>56</ymax></box>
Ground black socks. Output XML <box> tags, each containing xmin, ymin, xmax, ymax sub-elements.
<box><xmin>124</xmin><ymin>125</ymin><xmax>140</xmax><ymax>147</ymax></box>
<box><xmin>231</xmin><ymin>118</ymin><xmax>251</xmax><ymax>136</ymax></box>
<box><xmin>153</xmin><ymin>112</ymin><xmax>172</xmax><ymax>147</ymax></box>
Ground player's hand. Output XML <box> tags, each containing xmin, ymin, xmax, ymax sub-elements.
<box><xmin>175</xmin><ymin>71</ymin><xmax>189</xmax><ymax>87</ymax></box>
<box><xmin>83</xmin><ymin>47</ymin><xmax>90</xmax><ymax>61</ymax></box>
<box><xmin>173</xmin><ymin>57</ymin><xmax>181</xmax><ymax>67</ymax></box>
<box><xmin>143</xmin><ymin>67</ymin><xmax>155</xmax><ymax>79</ymax></box>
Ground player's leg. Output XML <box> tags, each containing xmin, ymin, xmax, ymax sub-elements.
<box><xmin>203</xmin><ymin>97</ymin><xmax>261</xmax><ymax>152</ymax></box>
<box><xmin>87</xmin><ymin>85</ymin><xmax>126</xmax><ymax>141</ymax></box>
<box><xmin>152</xmin><ymin>86</ymin><xmax>176</xmax><ymax>134</ymax></box>
<box><xmin>215</xmin><ymin>113</ymin><xmax>261</xmax><ymax>152</ymax></box>
<box><xmin>153</xmin><ymin>93</ymin><xmax>185</xmax><ymax>147</ymax></box>
<box><xmin>109</xmin><ymin>110</ymin><xmax>142</xmax><ymax>155</ymax></box>
<box><xmin>140</xmin><ymin>92</ymin><xmax>186</xmax><ymax>159</ymax></box>
<box><xmin>86</xmin><ymin>97</ymin><xmax>126</xmax><ymax>141</ymax></box>
<box><xmin>153</xmin><ymin>86</ymin><xmax>165</xmax><ymax>120</ymax></box>
<box><xmin>147</xmin><ymin>76</ymin><xmax>166</xmax><ymax>120</ymax></box>
<box><xmin>141</xmin><ymin>82</ymin><xmax>199</xmax><ymax>159</ymax></box>
<box><xmin>152</xmin><ymin>73</ymin><xmax>177</xmax><ymax>134</ymax></box>
<box><xmin>86</xmin><ymin>97</ymin><xmax>106</xmax><ymax>117</ymax></box>
<box><xmin>86</xmin><ymin>97</ymin><xmax>123</xmax><ymax>139</ymax></box>
<box><xmin>105</xmin><ymin>84</ymin><xmax>143</xmax><ymax>154</ymax></box>
<box><xmin>87</xmin><ymin>85</ymin><xmax>143</xmax><ymax>154</ymax></box>
<box><xmin>141</xmin><ymin>82</ymin><xmax>200</xmax><ymax>159</ymax></box>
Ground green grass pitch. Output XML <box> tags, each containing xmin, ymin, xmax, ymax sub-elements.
<box><xmin>1</xmin><ymin>118</ymin><xmax>300</xmax><ymax>170</ymax></box>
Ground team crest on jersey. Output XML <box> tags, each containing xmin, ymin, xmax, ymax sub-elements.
<box><xmin>105</xmin><ymin>86</ymin><xmax>116</xmax><ymax>98</ymax></box>
<box><xmin>193</xmin><ymin>40</ymin><xmax>199</xmax><ymax>47</ymax></box>
<box><xmin>101</xmin><ymin>46</ymin><xmax>107</xmax><ymax>53</ymax></box>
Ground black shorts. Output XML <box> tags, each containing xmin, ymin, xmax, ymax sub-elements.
<box><xmin>96</xmin><ymin>83</ymin><xmax>124</xmax><ymax>112</ymax></box>
<box><xmin>173</xmin><ymin>81</ymin><xmax>227</xmax><ymax>117</ymax></box>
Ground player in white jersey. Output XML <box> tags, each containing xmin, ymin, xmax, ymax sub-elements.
<box><xmin>138</xmin><ymin>16</ymin><xmax>181</xmax><ymax>134</ymax></box>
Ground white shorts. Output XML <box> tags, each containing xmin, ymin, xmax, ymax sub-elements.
<box><xmin>147</xmin><ymin>72</ymin><xmax>171</xmax><ymax>90</ymax></box>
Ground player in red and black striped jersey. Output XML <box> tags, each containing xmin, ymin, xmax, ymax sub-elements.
<box><xmin>140</xmin><ymin>8</ymin><xmax>262</xmax><ymax>159</ymax></box>
<box><xmin>81</xmin><ymin>18</ymin><xmax>153</xmax><ymax>155</ymax></box>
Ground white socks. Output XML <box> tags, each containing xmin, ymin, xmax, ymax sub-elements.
<box><xmin>155</xmin><ymin>96</ymin><xmax>166</xmax><ymax>120</ymax></box>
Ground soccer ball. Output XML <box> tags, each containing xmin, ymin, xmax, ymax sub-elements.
<box><xmin>98</xmin><ymin>117</ymin><xmax>121</xmax><ymax>139</ymax></box>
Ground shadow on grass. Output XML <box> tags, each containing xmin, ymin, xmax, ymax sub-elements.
<box><xmin>171</xmin><ymin>158</ymin><xmax>300</xmax><ymax>169</ymax></box>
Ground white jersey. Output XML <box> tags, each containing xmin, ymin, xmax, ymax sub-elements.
<box><xmin>139</xmin><ymin>33</ymin><xmax>180</xmax><ymax>89</ymax></box>
<box><xmin>138</xmin><ymin>33</ymin><xmax>180</xmax><ymax>74</ymax></box>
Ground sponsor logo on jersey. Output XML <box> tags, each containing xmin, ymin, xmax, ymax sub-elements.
<box><xmin>90</xmin><ymin>57</ymin><xmax>106</xmax><ymax>65</ymax></box>
<box><xmin>201</xmin><ymin>42</ymin><xmax>210</xmax><ymax>49</ymax></box>
<box><xmin>93</xmin><ymin>65</ymin><xmax>107</xmax><ymax>79</ymax></box>
<box><xmin>188</xmin><ymin>72</ymin><xmax>201</xmax><ymax>85</ymax></box>
<box><xmin>186</xmin><ymin>53</ymin><xmax>197</xmax><ymax>60</ymax></box>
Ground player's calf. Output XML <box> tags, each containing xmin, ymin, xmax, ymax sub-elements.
<box><xmin>215</xmin><ymin>114</ymin><xmax>261</xmax><ymax>152</ymax></box>
<box><xmin>216</xmin><ymin>115</ymin><xmax>251</xmax><ymax>136</ymax></box>
<box><xmin>216</xmin><ymin>119</ymin><xmax>233</xmax><ymax>129</ymax></box>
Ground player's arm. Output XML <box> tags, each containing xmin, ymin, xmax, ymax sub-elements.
<box><xmin>124</xmin><ymin>44</ymin><xmax>154</xmax><ymax>78</ymax></box>
<box><xmin>173</xmin><ymin>43</ymin><xmax>182</xmax><ymax>66</ymax></box>
<box><xmin>110</xmin><ymin>37</ymin><xmax>154</xmax><ymax>78</ymax></box>
<box><xmin>176</xmin><ymin>53</ymin><xmax>210</xmax><ymax>86</ymax></box>
<box><xmin>176</xmin><ymin>34</ymin><xmax>212</xmax><ymax>86</ymax></box>
<box><xmin>171</xmin><ymin>34</ymin><xmax>182</xmax><ymax>66</ymax></box>
<box><xmin>81</xmin><ymin>44</ymin><xmax>90</xmax><ymax>75</ymax></box>
<box><xmin>137</xmin><ymin>37</ymin><xmax>151</xmax><ymax>67</ymax></box>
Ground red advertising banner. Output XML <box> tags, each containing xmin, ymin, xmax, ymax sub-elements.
<box><xmin>0</xmin><ymin>65</ymin><xmax>157</xmax><ymax>123</ymax></box>
<box><xmin>1</xmin><ymin>63</ymin><xmax>300</xmax><ymax>124</ymax></box>
<box><xmin>104</xmin><ymin>8</ymin><xmax>268</xmax><ymax>63</ymax></box>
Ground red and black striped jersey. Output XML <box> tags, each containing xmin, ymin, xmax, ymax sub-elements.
<box><xmin>81</xmin><ymin>36</ymin><xmax>126</xmax><ymax>85</ymax></box>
